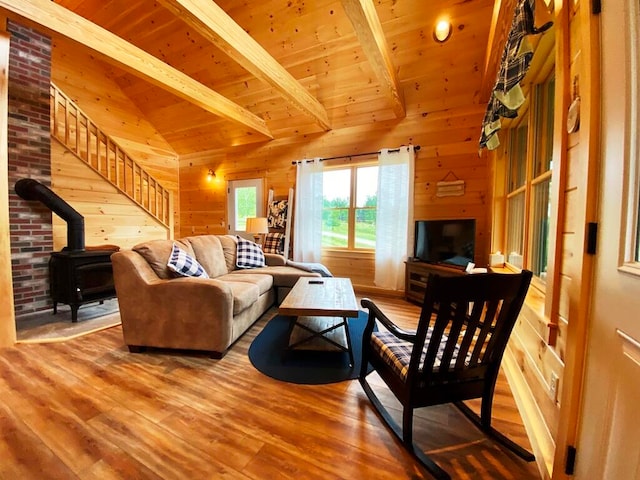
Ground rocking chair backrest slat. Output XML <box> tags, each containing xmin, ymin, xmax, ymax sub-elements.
<box><xmin>439</xmin><ymin>300</ymin><xmax>468</xmax><ymax>371</ymax></box>
<box><xmin>413</xmin><ymin>271</ymin><xmax>533</xmax><ymax>386</ymax></box>
<box><xmin>456</xmin><ymin>300</ymin><xmax>486</xmax><ymax>368</ymax></box>
<box><xmin>406</xmin><ymin>300</ymin><xmax>439</xmax><ymax>383</ymax></box>
<box><xmin>470</xmin><ymin>299</ymin><xmax>501</xmax><ymax>365</ymax></box>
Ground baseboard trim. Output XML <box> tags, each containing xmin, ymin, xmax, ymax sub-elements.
<box><xmin>502</xmin><ymin>346</ymin><xmax>556</xmax><ymax>480</ymax></box>
<box><xmin>353</xmin><ymin>284</ymin><xmax>404</xmax><ymax>298</ymax></box>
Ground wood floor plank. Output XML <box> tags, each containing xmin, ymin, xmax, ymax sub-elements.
<box><xmin>88</xmin><ymin>406</ymin><xmax>252</xmax><ymax>480</ymax></box>
<box><xmin>0</xmin><ymin>401</ymin><xmax>79</xmax><ymax>479</ymax></box>
<box><xmin>0</xmin><ymin>295</ymin><xmax>541</xmax><ymax>479</ymax></box>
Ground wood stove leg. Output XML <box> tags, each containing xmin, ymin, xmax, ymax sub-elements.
<box><xmin>53</xmin><ymin>301</ymin><xmax>58</xmax><ymax>315</ymax></box>
<box><xmin>71</xmin><ymin>305</ymin><xmax>79</xmax><ymax>323</ymax></box>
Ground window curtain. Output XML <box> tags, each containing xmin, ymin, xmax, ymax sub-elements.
<box><xmin>293</xmin><ymin>158</ymin><xmax>323</xmax><ymax>263</ymax></box>
<box><xmin>374</xmin><ymin>146</ymin><xmax>415</xmax><ymax>290</ymax></box>
<box><xmin>479</xmin><ymin>0</ymin><xmax>552</xmax><ymax>150</ymax></box>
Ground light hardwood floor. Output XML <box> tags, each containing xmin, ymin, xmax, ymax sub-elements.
<box><xmin>0</xmin><ymin>296</ymin><xmax>541</xmax><ymax>479</ymax></box>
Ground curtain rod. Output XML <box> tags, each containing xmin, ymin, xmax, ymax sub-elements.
<box><xmin>291</xmin><ymin>145</ymin><xmax>420</xmax><ymax>165</ymax></box>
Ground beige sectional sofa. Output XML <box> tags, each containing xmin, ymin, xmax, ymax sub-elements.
<box><xmin>111</xmin><ymin>234</ymin><xmax>321</xmax><ymax>358</ymax></box>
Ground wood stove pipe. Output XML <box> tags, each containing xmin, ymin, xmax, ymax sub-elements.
<box><xmin>14</xmin><ymin>178</ymin><xmax>85</xmax><ymax>252</ymax></box>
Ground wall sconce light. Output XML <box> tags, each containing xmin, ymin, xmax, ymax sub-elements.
<box><xmin>207</xmin><ymin>169</ymin><xmax>216</xmax><ymax>182</ymax></box>
<box><xmin>433</xmin><ymin>19</ymin><xmax>452</xmax><ymax>43</ymax></box>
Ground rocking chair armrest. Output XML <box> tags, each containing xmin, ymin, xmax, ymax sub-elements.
<box><xmin>360</xmin><ymin>298</ymin><xmax>417</xmax><ymax>342</ymax></box>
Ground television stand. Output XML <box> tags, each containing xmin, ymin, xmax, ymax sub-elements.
<box><xmin>404</xmin><ymin>261</ymin><xmax>465</xmax><ymax>304</ymax></box>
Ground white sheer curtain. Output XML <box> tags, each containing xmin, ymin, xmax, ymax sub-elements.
<box><xmin>375</xmin><ymin>146</ymin><xmax>415</xmax><ymax>290</ymax></box>
<box><xmin>293</xmin><ymin>158</ymin><xmax>323</xmax><ymax>262</ymax></box>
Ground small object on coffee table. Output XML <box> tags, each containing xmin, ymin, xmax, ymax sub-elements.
<box><xmin>278</xmin><ymin>277</ymin><xmax>359</xmax><ymax>367</ymax></box>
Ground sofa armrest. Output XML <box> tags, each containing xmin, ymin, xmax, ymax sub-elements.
<box><xmin>112</xmin><ymin>250</ymin><xmax>235</xmax><ymax>352</ymax></box>
<box><xmin>264</xmin><ymin>253</ymin><xmax>287</xmax><ymax>266</ymax></box>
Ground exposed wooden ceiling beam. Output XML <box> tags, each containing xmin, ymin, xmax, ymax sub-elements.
<box><xmin>157</xmin><ymin>0</ymin><xmax>331</xmax><ymax>131</ymax></box>
<box><xmin>341</xmin><ymin>0</ymin><xmax>405</xmax><ymax>119</ymax></box>
<box><xmin>0</xmin><ymin>0</ymin><xmax>273</xmax><ymax>139</ymax></box>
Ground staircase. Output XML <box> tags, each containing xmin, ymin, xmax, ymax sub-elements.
<box><xmin>50</xmin><ymin>83</ymin><xmax>172</xmax><ymax>228</ymax></box>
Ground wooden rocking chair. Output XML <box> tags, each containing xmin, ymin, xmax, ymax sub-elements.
<box><xmin>359</xmin><ymin>270</ymin><xmax>534</xmax><ymax>479</ymax></box>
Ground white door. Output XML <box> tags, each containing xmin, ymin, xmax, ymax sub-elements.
<box><xmin>227</xmin><ymin>178</ymin><xmax>264</xmax><ymax>239</ymax></box>
<box><xmin>574</xmin><ymin>0</ymin><xmax>640</xmax><ymax>476</ymax></box>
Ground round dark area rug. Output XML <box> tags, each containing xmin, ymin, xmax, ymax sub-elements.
<box><xmin>248</xmin><ymin>311</ymin><xmax>373</xmax><ymax>384</ymax></box>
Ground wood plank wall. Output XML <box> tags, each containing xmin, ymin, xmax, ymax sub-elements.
<box><xmin>50</xmin><ymin>37</ymin><xmax>179</xmax><ymax>243</ymax></box>
<box><xmin>51</xmin><ymin>142</ymin><xmax>170</xmax><ymax>250</ymax></box>
<box><xmin>178</xmin><ymin>104</ymin><xmax>490</xmax><ymax>291</ymax></box>
<box><xmin>0</xmin><ymin>24</ymin><xmax>16</xmax><ymax>347</ymax></box>
<box><xmin>488</xmin><ymin>0</ymin><xmax>599</xmax><ymax>476</ymax></box>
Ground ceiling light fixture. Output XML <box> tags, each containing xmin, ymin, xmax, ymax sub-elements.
<box><xmin>434</xmin><ymin>19</ymin><xmax>452</xmax><ymax>43</ymax></box>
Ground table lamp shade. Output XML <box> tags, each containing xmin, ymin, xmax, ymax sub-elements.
<box><xmin>246</xmin><ymin>217</ymin><xmax>269</xmax><ymax>234</ymax></box>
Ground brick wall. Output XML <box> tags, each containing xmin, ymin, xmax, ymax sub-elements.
<box><xmin>7</xmin><ymin>20</ymin><xmax>53</xmax><ymax>318</ymax></box>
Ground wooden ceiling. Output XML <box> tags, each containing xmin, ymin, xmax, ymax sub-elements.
<box><xmin>3</xmin><ymin>0</ymin><xmax>497</xmax><ymax>154</ymax></box>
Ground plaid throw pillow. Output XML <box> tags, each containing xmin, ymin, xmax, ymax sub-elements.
<box><xmin>263</xmin><ymin>232</ymin><xmax>285</xmax><ymax>254</ymax></box>
<box><xmin>236</xmin><ymin>236</ymin><xmax>265</xmax><ymax>269</ymax></box>
<box><xmin>167</xmin><ymin>243</ymin><xmax>209</xmax><ymax>278</ymax></box>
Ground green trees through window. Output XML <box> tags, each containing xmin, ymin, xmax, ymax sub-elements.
<box><xmin>322</xmin><ymin>165</ymin><xmax>378</xmax><ymax>249</ymax></box>
<box><xmin>234</xmin><ymin>186</ymin><xmax>257</xmax><ymax>231</ymax></box>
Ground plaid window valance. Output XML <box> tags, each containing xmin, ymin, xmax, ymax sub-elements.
<box><xmin>479</xmin><ymin>0</ymin><xmax>553</xmax><ymax>150</ymax></box>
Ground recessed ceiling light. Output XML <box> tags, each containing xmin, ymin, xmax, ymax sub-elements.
<box><xmin>434</xmin><ymin>19</ymin><xmax>452</xmax><ymax>43</ymax></box>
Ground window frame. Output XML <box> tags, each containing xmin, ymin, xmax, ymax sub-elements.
<box><xmin>321</xmin><ymin>162</ymin><xmax>378</xmax><ymax>252</ymax></box>
<box><xmin>502</xmin><ymin>70</ymin><xmax>556</xmax><ymax>293</ymax></box>
<box><xmin>621</xmin><ymin>0</ymin><xmax>640</xmax><ymax>275</ymax></box>
<box><xmin>226</xmin><ymin>178</ymin><xmax>264</xmax><ymax>237</ymax></box>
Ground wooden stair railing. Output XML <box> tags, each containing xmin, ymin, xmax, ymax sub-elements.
<box><xmin>50</xmin><ymin>82</ymin><xmax>172</xmax><ymax>228</ymax></box>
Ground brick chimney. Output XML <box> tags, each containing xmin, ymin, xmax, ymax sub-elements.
<box><xmin>7</xmin><ymin>19</ymin><xmax>53</xmax><ymax>318</ymax></box>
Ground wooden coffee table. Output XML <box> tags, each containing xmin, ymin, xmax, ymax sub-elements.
<box><xmin>278</xmin><ymin>277</ymin><xmax>359</xmax><ymax>367</ymax></box>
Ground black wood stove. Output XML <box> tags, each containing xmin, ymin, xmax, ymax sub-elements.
<box><xmin>15</xmin><ymin>178</ymin><xmax>119</xmax><ymax>322</ymax></box>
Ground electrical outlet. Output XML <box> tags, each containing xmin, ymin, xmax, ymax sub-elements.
<box><xmin>549</xmin><ymin>372</ymin><xmax>560</xmax><ymax>402</ymax></box>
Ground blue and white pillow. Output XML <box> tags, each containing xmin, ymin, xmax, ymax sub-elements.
<box><xmin>236</xmin><ymin>236</ymin><xmax>265</xmax><ymax>269</ymax></box>
<box><xmin>167</xmin><ymin>243</ymin><xmax>209</xmax><ymax>278</ymax></box>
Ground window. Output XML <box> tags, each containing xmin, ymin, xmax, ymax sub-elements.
<box><xmin>227</xmin><ymin>179</ymin><xmax>264</xmax><ymax>235</ymax></box>
<box><xmin>530</xmin><ymin>76</ymin><xmax>555</xmax><ymax>279</ymax></box>
<box><xmin>504</xmin><ymin>72</ymin><xmax>555</xmax><ymax>282</ymax></box>
<box><xmin>627</xmin><ymin>1</ymin><xmax>640</xmax><ymax>268</ymax></box>
<box><xmin>506</xmin><ymin>121</ymin><xmax>528</xmax><ymax>269</ymax></box>
<box><xmin>234</xmin><ymin>187</ymin><xmax>257</xmax><ymax>230</ymax></box>
<box><xmin>322</xmin><ymin>165</ymin><xmax>378</xmax><ymax>250</ymax></box>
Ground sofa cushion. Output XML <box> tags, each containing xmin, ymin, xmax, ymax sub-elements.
<box><xmin>236</xmin><ymin>236</ymin><xmax>265</xmax><ymax>269</ymax></box>
<box><xmin>264</xmin><ymin>253</ymin><xmax>287</xmax><ymax>266</ymax></box>
<box><xmin>219</xmin><ymin>272</ymin><xmax>273</xmax><ymax>295</ymax></box>
<box><xmin>134</xmin><ymin>239</ymin><xmax>194</xmax><ymax>279</ymax></box>
<box><xmin>226</xmin><ymin>281</ymin><xmax>260</xmax><ymax>314</ymax></box>
<box><xmin>185</xmin><ymin>235</ymin><xmax>228</xmax><ymax>278</ymax></box>
<box><xmin>167</xmin><ymin>243</ymin><xmax>209</xmax><ymax>278</ymax></box>
<box><xmin>218</xmin><ymin>235</ymin><xmax>239</xmax><ymax>273</ymax></box>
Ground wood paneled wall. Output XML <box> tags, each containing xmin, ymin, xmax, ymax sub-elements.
<box><xmin>488</xmin><ymin>0</ymin><xmax>599</xmax><ymax>476</ymax></box>
<box><xmin>179</xmin><ymin>104</ymin><xmax>490</xmax><ymax>291</ymax></box>
<box><xmin>51</xmin><ymin>142</ymin><xmax>170</xmax><ymax>250</ymax></box>
<box><xmin>0</xmin><ymin>25</ymin><xmax>16</xmax><ymax>347</ymax></box>
<box><xmin>51</xmin><ymin>37</ymin><xmax>180</xmax><ymax>238</ymax></box>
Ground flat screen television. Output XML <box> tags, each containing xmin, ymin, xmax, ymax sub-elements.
<box><xmin>413</xmin><ymin>219</ymin><xmax>476</xmax><ymax>268</ymax></box>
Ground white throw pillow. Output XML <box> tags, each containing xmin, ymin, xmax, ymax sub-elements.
<box><xmin>167</xmin><ymin>243</ymin><xmax>209</xmax><ymax>278</ymax></box>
